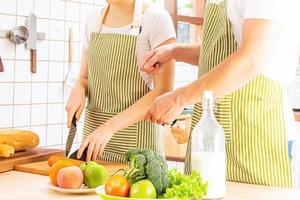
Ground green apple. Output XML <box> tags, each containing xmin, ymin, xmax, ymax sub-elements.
<box><xmin>130</xmin><ymin>180</ymin><xmax>157</xmax><ymax>199</ymax></box>
<box><xmin>79</xmin><ymin>161</ymin><xmax>98</xmax><ymax>174</ymax></box>
<box><xmin>84</xmin><ymin>164</ymin><xmax>108</xmax><ymax>188</ymax></box>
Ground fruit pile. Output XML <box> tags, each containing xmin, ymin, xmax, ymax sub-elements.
<box><xmin>48</xmin><ymin>156</ymin><xmax>108</xmax><ymax>189</ymax></box>
<box><xmin>47</xmin><ymin>149</ymin><xmax>208</xmax><ymax>200</ymax></box>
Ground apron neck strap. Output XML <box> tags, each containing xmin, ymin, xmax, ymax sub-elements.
<box><xmin>95</xmin><ymin>0</ymin><xmax>143</xmax><ymax>36</ymax></box>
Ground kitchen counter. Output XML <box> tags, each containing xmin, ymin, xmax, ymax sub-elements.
<box><xmin>1</xmin><ymin>171</ymin><xmax>300</xmax><ymax>200</ymax></box>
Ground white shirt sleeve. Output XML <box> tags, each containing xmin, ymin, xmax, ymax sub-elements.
<box><xmin>243</xmin><ymin>0</ymin><xmax>293</xmax><ymax>27</ymax></box>
<box><xmin>82</xmin><ymin>12</ymin><xmax>101</xmax><ymax>49</ymax></box>
<box><xmin>145</xmin><ymin>8</ymin><xmax>176</xmax><ymax>49</ymax></box>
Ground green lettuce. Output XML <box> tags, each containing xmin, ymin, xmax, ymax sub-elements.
<box><xmin>160</xmin><ymin>168</ymin><xmax>207</xmax><ymax>200</ymax></box>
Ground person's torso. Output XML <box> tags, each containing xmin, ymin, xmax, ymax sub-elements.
<box><xmin>224</xmin><ymin>0</ymin><xmax>300</xmax><ymax>86</ymax></box>
<box><xmin>205</xmin><ymin>0</ymin><xmax>299</xmax><ymax>139</ymax></box>
<box><xmin>85</xmin><ymin>5</ymin><xmax>175</xmax><ymax>89</ymax></box>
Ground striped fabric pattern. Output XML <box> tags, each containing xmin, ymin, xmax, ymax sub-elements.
<box><xmin>185</xmin><ymin>1</ymin><xmax>292</xmax><ymax>187</ymax></box>
<box><xmin>83</xmin><ymin>33</ymin><xmax>161</xmax><ymax>163</ymax></box>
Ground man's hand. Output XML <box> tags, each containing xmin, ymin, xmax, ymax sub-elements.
<box><xmin>77</xmin><ymin>124</ymin><xmax>114</xmax><ymax>161</ymax></box>
<box><xmin>140</xmin><ymin>43</ymin><xmax>175</xmax><ymax>74</ymax></box>
<box><xmin>145</xmin><ymin>91</ymin><xmax>185</xmax><ymax>125</ymax></box>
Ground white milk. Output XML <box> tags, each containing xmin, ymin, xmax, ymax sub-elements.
<box><xmin>192</xmin><ymin>152</ymin><xmax>226</xmax><ymax>199</ymax></box>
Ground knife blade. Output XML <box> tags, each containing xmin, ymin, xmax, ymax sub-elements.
<box><xmin>65</xmin><ymin>116</ymin><xmax>77</xmax><ymax>157</ymax></box>
<box><xmin>26</xmin><ymin>13</ymin><xmax>37</xmax><ymax>73</ymax></box>
<box><xmin>68</xmin><ymin>148</ymin><xmax>88</xmax><ymax>161</ymax></box>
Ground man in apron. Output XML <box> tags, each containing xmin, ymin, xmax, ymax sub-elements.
<box><xmin>66</xmin><ymin>0</ymin><xmax>175</xmax><ymax>163</ymax></box>
<box><xmin>141</xmin><ymin>0</ymin><xmax>300</xmax><ymax>187</ymax></box>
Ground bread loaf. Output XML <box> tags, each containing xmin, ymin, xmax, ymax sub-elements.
<box><xmin>0</xmin><ymin>144</ymin><xmax>15</xmax><ymax>158</ymax></box>
<box><xmin>0</xmin><ymin>129</ymin><xmax>40</xmax><ymax>152</ymax></box>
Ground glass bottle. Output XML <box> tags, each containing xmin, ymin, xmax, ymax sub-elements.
<box><xmin>191</xmin><ymin>91</ymin><xmax>226</xmax><ymax>199</ymax></box>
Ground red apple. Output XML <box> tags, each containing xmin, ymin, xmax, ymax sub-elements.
<box><xmin>57</xmin><ymin>166</ymin><xmax>83</xmax><ymax>189</ymax></box>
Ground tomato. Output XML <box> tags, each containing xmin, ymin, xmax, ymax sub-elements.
<box><xmin>105</xmin><ymin>175</ymin><xmax>130</xmax><ymax>197</ymax></box>
<box><xmin>129</xmin><ymin>180</ymin><xmax>157</xmax><ymax>199</ymax></box>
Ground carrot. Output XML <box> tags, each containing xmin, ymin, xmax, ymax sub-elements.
<box><xmin>48</xmin><ymin>155</ymin><xmax>84</xmax><ymax>167</ymax></box>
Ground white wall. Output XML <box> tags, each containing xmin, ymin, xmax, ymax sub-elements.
<box><xmin>0</xmin><ymin>0</ymin><xmax>107</xmax><ymax>149</ymax></box>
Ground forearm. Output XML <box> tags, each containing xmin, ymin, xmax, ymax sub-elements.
<box><xmin>102</xmin><ymin>89</ymin><xmax>168</xmax><ymax>132</ymax></box>
<box><xmin>73</xmin><ymin>49</ymin><xmax>89</xmax><ymax>94</ymax></box>
<box><xmin>74</xmin><ymin>77</ymin><xmax>88</xmax><ymax>90</ymax></box>
<box><xmin>176</xmin><ymin>50</ymin><xmax>261</xmax><ymax>106</ymax></box>
<box><xmin>172</xmin><ymin>43</ymin><xmax>201</xmax><ymax>66</ymax></box>
<box><xmin>176</xmin><ymin>19</ymin><xmax>283</xmax><ymax>106</ymax></box>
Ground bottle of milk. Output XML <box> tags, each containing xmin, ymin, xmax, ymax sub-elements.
<box><xmin>191</xmin><ymin>91</ymin><xmax>226</xmax><ymax>199</ymax></box>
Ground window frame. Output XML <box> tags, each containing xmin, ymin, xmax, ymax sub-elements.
<box><xmin>164</xmin><ymin>0</ymin><xmax>206</xmax><ymax>35</ymax></box>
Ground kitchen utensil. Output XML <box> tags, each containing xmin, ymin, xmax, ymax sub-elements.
<box><xmin>14</xmin><ymin>160</ymin><xmax>51</xmax><ymax>176</ymax></box>
<box><xmin>65</xmin><ymin>116</ymin><xmax>77</xmax><ymax>157</ymax></box>
<box><xmin>15</xmin><ymin>160</ymin><xmax>127</xmax><ymax>176</ymax></box>
<box><xmin>96</xmin><ymin>186</ymin><xmax>173</xmax><ymax>200</ymax></box>
<box><xmin>0</xmin><ymin>147</ymin><xmax>65</xmax><ymax>173</ymax></box>
<box><xmin>0</xmin><ymin>56</ymin><xmax>4</xmax><ymax>72</ymax></box>
<box><xmin>68</xmin><ymin>147</ymin><xmax>88</xmax><ymax>160</ymax></box>
<box><xmin>69</xmin><ymin>28</ymin><xmax>73</xmax><ymax>63</ymax></box>
<box><xmin>64</xmin><ymin>28</ymin><xmax>77</xmax><ymax>88</ymax></box>
<box><xmin>26</xmin><ymin>13</ymin><xmax>37</xmax><ymax>73</ymax></box>
<box><xmin>9</xmin><ymin>26</ymin><xmax>29</xmax><ymax>45</ymax></box>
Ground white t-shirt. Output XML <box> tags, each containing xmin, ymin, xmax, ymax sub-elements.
<box><xmin>83</xmin><ymin>5</ymin><xmax>176</xmax><ymax>89</ymax></box>
<box><xmin>217</xmin><ymin>0</ymin><xmax>300</xmax><ymax>140</ymax></box>
<box><xmin>226</xmin><ymin>0</ymin><xmax>300</xmax><ymax>86</ymax></box>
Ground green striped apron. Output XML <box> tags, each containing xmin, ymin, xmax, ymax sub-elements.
<box><xmin>184</xmin><ymin>0</ymin><xmax>292</xmax><ymax>187</ymax></box>
<box><xmin>83</xmin><ymin>0</ymin><xmax>161</xmax><ymax>163</ymax></box>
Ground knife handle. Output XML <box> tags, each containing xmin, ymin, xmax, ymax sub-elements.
<box><xmin>0</xmin><ymin>57</ymin><xmax>4</xmax><ymax>72</ymax></box>
<box><xmin>31</xmin><ymin>49</ymin><xmax>36</xmax><ymax>73</ymax></box>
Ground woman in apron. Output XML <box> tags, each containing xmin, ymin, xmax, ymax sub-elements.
<box><xmin>66</xmin><ymin>0</ymin><xmax>176</xmax><ymax>163</ymax></box>
<box><xmin>141</xmin><ymin>0</ymin><xmax>300</xmax><ymax>187</ymax></box>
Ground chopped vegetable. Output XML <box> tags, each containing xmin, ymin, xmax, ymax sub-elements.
<box><xmin>124</xmin><ymin>148</ymin><xmax>169</xmax><ymax>195</ymax></box>
<box><xmin>160</xmin><ymin>168</ymin><xmax>207</xmax><ymax>200</ymax></box>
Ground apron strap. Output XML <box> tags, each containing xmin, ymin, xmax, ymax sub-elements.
<box><xmin>130</xmin><ymin>0</ymin><xmax>143</xmax><ymax>35</ymax></box>
<box><xmin>95</xmin><ymin>0</ymin><xmax>143</xmax><ymax>36</ymax></box>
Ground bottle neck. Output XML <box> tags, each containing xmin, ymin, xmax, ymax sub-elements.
<box><xmin>202</xmin><ymin>107</ymin><xmax>216</xmax><ymax>119</ymax></box>
<box><xmin>201</xmin><ymin>93</ymin><xmax>216</xmax><ymax>119</ymax></box>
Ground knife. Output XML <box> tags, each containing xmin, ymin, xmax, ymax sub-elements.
<box><xmin>65</xmin><ymin>116</ymin><xmax>77</xmax><ymax>157</ymax></box>
<box><xmin>26</xmin><ymin>13</ymin><xmax>37</xmax><ymax>73</ymax></box>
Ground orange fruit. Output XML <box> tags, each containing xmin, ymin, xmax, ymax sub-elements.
<box><xmin>49</xmin><ymin>160</ymin><xmax>75</xmax><ymax>186</ymax></box>
<box><xmin>47</xmin><ymin>155</ymin><xmax>84</xmax><ymax>167</ymax></box>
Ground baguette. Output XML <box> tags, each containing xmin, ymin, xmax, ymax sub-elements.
<box><xmin>0</xmin><ymin>144</ymin><xmax>15</xmax><ymax>158</ymax></box>
<box><xmin>0</xmin><ymin>129</ymin><xmax>39</xmax><ymax>152</ymax></box>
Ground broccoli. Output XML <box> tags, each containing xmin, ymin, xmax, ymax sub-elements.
<box><xmin>124</xmin><ymin>151</ymin><xmax>147</xmax><ymax>184</ymax></box>
<box><xmin>124</xmin><ymin>148</ymin><xmax>169</xmax><ymax>195</ymax></box>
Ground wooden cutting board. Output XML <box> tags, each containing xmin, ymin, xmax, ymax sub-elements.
<box><xmin>0</xmin><ymin>147</ymin><xmax>64</xmax><ymax>173</ymax></box>
<box><xmin>15</xmin><ymin>160</ymin><xmax>128</xmax><ymax>176</ymax></box>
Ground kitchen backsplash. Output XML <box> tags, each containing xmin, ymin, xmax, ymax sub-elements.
<box><xmin>0</xmin><ymin>0</ymin><xmax>108</xmax><ymax>150</ymax></box>
<box><xmin>0</xmin><ymin>0</ymin><xmax>299</xmax><ymax>151</ymax></box>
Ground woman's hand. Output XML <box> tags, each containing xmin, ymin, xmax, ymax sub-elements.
<box><xmin>65</xmin><ymin>84</ymin><xmax>86</xmax><ymax>128</ymax></box>
<box><xmin>140</xmin><ymin>43</ymin><xmax>176</xmax><ymax>74</ymax></box>
<box><xmin>145</xmin><ymin>91</ymin><xmax>185</xmax><ymax>125</ymax></box>
<box><xmin>77</xmin><ymin>124</ymin><xmax>115</xmax><ymax>161</ymax></box>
